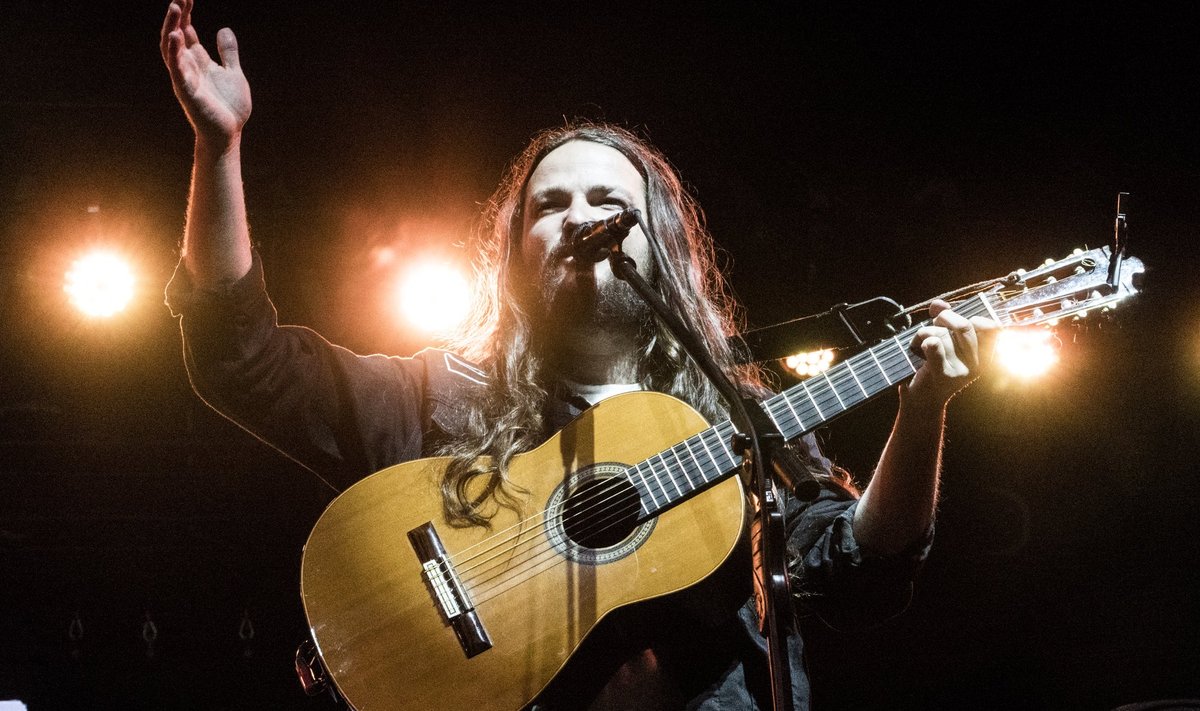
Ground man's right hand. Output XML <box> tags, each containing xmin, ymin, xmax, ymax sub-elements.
<box><xmin>160</xmin><ymin>0</ymin><xmax>251</xmax><ymax>149</ymax></box>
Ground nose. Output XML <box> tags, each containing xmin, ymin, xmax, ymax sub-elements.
<box><xmin>561</xmin><ymin>195</ymin><xmax>599</xmax><ymax>239</ymax></box>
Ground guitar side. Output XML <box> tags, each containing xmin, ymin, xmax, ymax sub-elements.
<box><xmin>300</xmin><ymin>392</ymin><xmax>747</xmax><ymax>711</ymax></box>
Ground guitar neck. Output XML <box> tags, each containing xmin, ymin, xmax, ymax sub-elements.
<box><xmin>628</xmin><ymin>293</ymin><xmax>1002</xmax><ymax>520</ymax></box>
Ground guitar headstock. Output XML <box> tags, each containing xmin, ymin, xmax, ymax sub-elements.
<box><xmin>985</xmin><ymin>246</ymin><xmax>1145</xmax><ymax>328</ymax></box>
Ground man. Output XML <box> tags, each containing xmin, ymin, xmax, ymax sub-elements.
<box><xmin>161</xmin><ymin>1</ymin><xmax>994</xmax><ymax>708</ymax></box>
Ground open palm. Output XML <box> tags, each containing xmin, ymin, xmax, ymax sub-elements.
<box><xmin>160</xmin><ymin>0</ymin><xmax>251</xmax><ymax>143</ymax></box>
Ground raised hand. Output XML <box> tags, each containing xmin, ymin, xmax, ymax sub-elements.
<box><xmin>160</xmin><ymin>0</ymin><xmax>251</xmax><ymax>147</ymax></box>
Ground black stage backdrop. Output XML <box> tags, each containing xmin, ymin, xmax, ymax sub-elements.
<box><xmin>1</xmin><ymin>2</ymin><xmax>1197</xmax><ymax>709</ymax></box>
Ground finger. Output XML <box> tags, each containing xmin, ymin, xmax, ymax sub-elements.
<box><xmin>911</xmin><ymin>325</ymin><xmax>946</xmax><ymax>359</ymax></box>
<box><xmin>181</xmin><ymin>0</ymin><xmax>200</xmax><ymax>47</ymax></box>
<box><xmin>919</xmin><ymin>335</ymin><xmax>947</xmax><ymax>367</ymax></box>
<box><xmin>928</xmin><ymin>298</ymin><xmax>952</xmax><ymax>319</ymax></box>
<box><xmin>164</xmin><ymin>30</ymin><xmax>188</xmax><ymax>84</ymax></box>
<box><xmin>183</xmin><ymin>24</ymin><xmax>200</xmax><ymax>49</ymax></box>
<box><xmin>216</xmin><ymin>27</ymin><xmax>240</xmax><ymax>70</ymax></box>
<box><xmin>934</xmin><ymin>308</ymin><xmax>978</xmax><ymax>369</ymax></box>
<box><xmin>160</xmin><ymin>3</ymin><xmax>181</xmax><ymax>60</ymax></box>
<box><xmin>970</xmin><ymin>315</ymin><xmax>999</xmax><ymax>366</ymax></box>
<box><xmin>969</xmin><ymin>314</ymin><xmax>999</xmax><ymax>335</ymax></box>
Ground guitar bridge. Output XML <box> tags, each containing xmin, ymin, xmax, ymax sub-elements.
<box><xmin>408</xmin><ymin>522</ymin><xmax>493</xmax><ymax>658</ymax></box>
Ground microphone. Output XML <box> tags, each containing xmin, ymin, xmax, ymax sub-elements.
<box><xmin>569</xmin><ymin>208</ymin><xmax>641</xmax><ymax>263</ymax></box>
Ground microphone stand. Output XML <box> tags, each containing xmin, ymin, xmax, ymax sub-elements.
<box><xmin>605</xmin><ymin>244</ymin><xmax>811</xmax><ymax>711</ymax></box>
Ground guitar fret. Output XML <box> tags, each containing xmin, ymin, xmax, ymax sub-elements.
<box><xmin>978</xmin><ymin>292</ymin><xmax>1003</xmax><ymax>324</ymax></box>
<box><xmin>636</xmin><ymin>462</ymin><xmax>663</xmax><ymax>509</ymax></box>
<box><xmin>763</xmin><ymin>401</ymin><xmax>786</xmax><ymax>432</ymax></box>
<box><xmin>868</xmin><ymin>348</ymin><xmax>893</xmax><ymax>385</ymax></box>
<box><xmin>643</xmin><ymin>460</ymin><xmax>669</xmax><ymax>504</ymax></box>
<box><xmin>711</xmin><ymin>425</ymin><xmax>737</xmax><ymax>465</ymax></box>
<box><xmin>801</xmin><ymin>382</ymin><xmax>825</xmax><ymax>420</ymax></box>
<box><xmin>694</xmin><ymin>430</ymin><xmax>720</xmax><ymax>476</ymax></box>
<box><xmin>655</xmin><ymin>454</ymin><xmax>683</xmax><ymax>498</ymax></box>
<box><xmin>669</xmin><ymin>446</ymin><xmax>695</xmax><ymax>490</ymax></box>
<box><xmin>821</xmin><ymin>371</ymin><xmax>847</xmax><ymax>409</ymax></box>
<box><xmin>681</xmin><ymin>438</ymin><xmax>709</xmax><ymax>483</ymax></box>
<box><xmin>628</xmin><ymin>469</ymin><xmax>652</xmax><ymax>515</ymax></box>
<box><xmin>892</xmin><ymin>335</ymin><xmax>917</xmax><ymax>373</ymax></box>
<box><xmin>779</xmin><ymin>392</ymin><xmax>805</xmax><ymax>432</ymax></box>
<box><xmin>846</xmin><ymin>358</ymin><xmax>870</xmax><ymax>397</ymax></box>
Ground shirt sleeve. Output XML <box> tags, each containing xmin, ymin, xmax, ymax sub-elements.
<box><xmin>164</xmin><ymin>254</ymin><xmax>432</xmax><ymax>492</ymax></box>
<box><xmin>783</xmin><ymin>433</ymin><xmax>933</xmax><ymax>631</ymax></box>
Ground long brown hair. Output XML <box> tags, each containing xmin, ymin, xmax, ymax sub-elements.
<box><xmin>439</xmin><ymin>121</ymin><xmax>845</xmax><ymax>527</ymax></box>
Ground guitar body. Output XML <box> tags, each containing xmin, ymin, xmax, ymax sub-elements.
<box><xmin>298</xmin><ymin>243</ymin><xmax>1146</xmax><ymax>710</ymax></box>
<box><xmin>300</xmin><ymin>392</ymin><xmax>746</xmax><ymax>710</ymax></box>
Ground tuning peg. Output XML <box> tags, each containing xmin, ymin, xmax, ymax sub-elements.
<box><xmin>1072</xmin><ymin>248</ymin><xmax>1084</xmax><ymax>256</ymax></box>
<box><xmin>1043</xmin><ymin>258</ymin><xmax>1056</xmax><ymax>266</ymax></box>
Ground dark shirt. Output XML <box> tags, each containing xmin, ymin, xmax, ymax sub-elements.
<box><xmin>166</xmin><ymin>255</ymin><xmax>930</xmax><ymax>710</ymax></box>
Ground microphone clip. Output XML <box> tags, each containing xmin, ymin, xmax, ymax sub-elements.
<box><xmin>569</xmin><ymin>208</ymin><xmax>642</xmax><ymax>263</ymax></box>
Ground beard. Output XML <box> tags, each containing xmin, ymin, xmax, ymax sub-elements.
<box><xmin>529</xmin><ymin>263</ymin><xmax>654</xmax><ymax>345</ymax></box>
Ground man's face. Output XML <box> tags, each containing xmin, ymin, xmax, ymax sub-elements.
<box><xmin>519</xmin><ymin>140</ymin><xmax>653</xmax><ymax>333</ymax></box>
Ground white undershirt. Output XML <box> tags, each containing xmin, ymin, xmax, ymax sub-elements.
<box><xmin>560</xmin><ymin>379</ymin><xmax>644</xmax><ymax>406</ymax></box>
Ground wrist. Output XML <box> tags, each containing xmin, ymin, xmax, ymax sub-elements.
<box><xmin>898</xmin><ymin>382</ymin><xmax>949</xmax><ymax>418</ymax></box>
<box><xmin>194</xmin><ymin>131</ymin><xmax>242</xmax><ymax>160</ymax></box>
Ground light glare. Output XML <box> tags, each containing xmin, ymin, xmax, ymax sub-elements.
<box><xmin>64</xmin><ymin>250</ymin><xmax>136</xmax><ymax>318</ymax></box>
<box><xmin>995</xmin><ymin>329</ymin><xmax>1058</xmax><ymax>379</ymax></box>
<box><xmin>395</xmin><ymin>261</ymin><xmax>471</xmax><ymax>334</ymax></box>
<box><xmin>784</xmin><ymin>349</ymin><xmax>836</xmax><ymax>379</ymax></box>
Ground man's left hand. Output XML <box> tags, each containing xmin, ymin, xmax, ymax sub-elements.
<box><xmin>904</xmin><ymin>299</ymin><xmax>997</xmax><ymax>409</ymax></box>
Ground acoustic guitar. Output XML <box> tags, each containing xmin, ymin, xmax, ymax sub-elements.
<box><xmin>298</xmin><ymin>246</ymin><xmax>1143</xmax><ymax>710</ymax></box>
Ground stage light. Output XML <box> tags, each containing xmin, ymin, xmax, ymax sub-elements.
<box><xmin>394</xmin><ymin>260</ymin><xmax>471</xmax><ymax>335</ymax></box>
<box><xmin>63</xmin><ymin>249</ymin><xmax>136</xmax><ymax>318</ymax></box>
<box><xmin>994</xmin><ymin>328</ymin><xmax>1058</xmax><ymax>379</ymax></box>
<box><xmin>783</xmin><ymin>349</ymin><xmax>836</xmax><ymax>379</ymax></box>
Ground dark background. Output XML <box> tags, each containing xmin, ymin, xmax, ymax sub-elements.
<box><xmin>2</xmin><ymin>1</ymin><xmax>1198</xmax><ymax>709</ymax></box>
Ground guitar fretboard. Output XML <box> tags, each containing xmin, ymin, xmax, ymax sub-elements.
<box><xmin>626</xmin><ymin>293</ymin><xmax>1001</xmax><ymax>520</ymax></box>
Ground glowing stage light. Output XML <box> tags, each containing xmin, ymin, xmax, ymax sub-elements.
<box><xmin>994</xmin><ymin>329</ymin><xmax>1058</xmax><ymax>379</ymax></box>
<box><xmin>395</xmin><ymin>260</ymin><xmax>471</xmax><ymax>335</ymax></box>
<box><xmin>63</xmin><ymin>250</ymin><xmax>136</xmax><ymax>318</ymax></box>
<box><xmin>783</xmin><ymin>349</ymin><xmax>836</xmax><ymax>379</ymax></box>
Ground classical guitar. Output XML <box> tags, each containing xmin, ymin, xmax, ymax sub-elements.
<box><xmin>298</xmin><ymin>246</ymin><xmax>1143</xmax><ymax>710</ymax></box>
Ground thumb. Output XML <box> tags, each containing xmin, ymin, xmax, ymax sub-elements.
<box><xmin>216</xmin><ymin>27</ymin><xmax>240</xmax><ymax>70</ymax></box>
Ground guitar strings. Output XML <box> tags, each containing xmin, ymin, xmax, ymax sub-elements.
<box><xmin>460</xmin><ymin>321</ymin><xmax>1036</xmax><ymax>606</ymax></box>
<box><xmin>450</xmin><ymin>294</ymin><xmax>1032</xmax><ymax>601</ymax></box>
<box><xmin>448</xmin><ymin>297</ymin><xmax>1004</xmax><ymax>597</ymax></box>
<box><xmin>456</xmin><ymin>337</ymin><xmax>932</xmax><ymax>604</ymax></box>
<box><xmin>451</xmin><ymin>335</ymin><xmax>935</xmax><ymax>601</ymax></box>
<box><xmin>453</xmin><ymin>286</ymin><xmax>1051</xmax><ymax>585</ymax></box>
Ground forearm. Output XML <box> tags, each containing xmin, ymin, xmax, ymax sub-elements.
<box><xmin>183</xmin><ymin>136</ymin><xmax>253</xmax><ymax>288</ymax></box>
<box><xmin>853</xmin><ymin>390</ymin><xmax>946</xmax><ymax>555</ymax></box>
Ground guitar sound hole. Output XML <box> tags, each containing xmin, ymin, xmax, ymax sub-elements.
<box><xmin>561</xmin><ymin>477</ymin><xmax>641</xmax><ymax>549</ymax></box>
